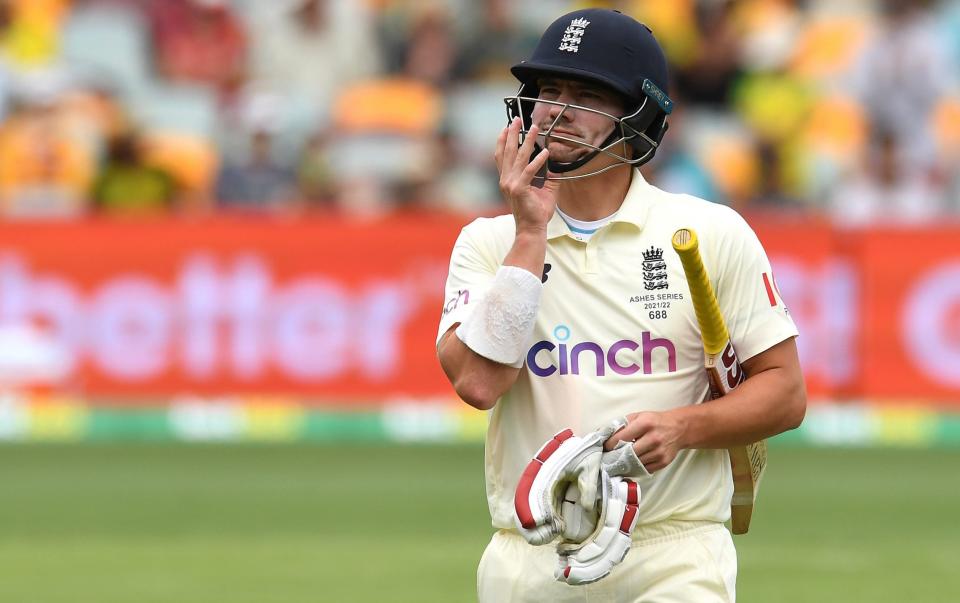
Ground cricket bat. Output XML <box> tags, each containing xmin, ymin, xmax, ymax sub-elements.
<box><xmin>671</xmin><ymin>228</ymin><xmax>766</xmax><ymax>535</ymax></box>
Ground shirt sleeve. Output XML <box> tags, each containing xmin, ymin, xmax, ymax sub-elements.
<box><xmin>436</xmin><ymin>220</ymin><xmax>500</xmax><ymax>347</ymax></box>
<box><xmin>710</xmin><ymin>210</ymin><xmax>799</xmax><ymax>362</ymax></box>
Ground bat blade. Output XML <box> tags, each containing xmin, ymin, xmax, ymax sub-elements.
<box><xmin>672</xmin><ymin>228</ymin><xmax>766</xmax><ymax>535</ymax></box>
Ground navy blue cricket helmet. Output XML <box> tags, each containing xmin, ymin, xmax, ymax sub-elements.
<box><xmin>505</xmin><ymin>8</ymin><xmax>674</xmax><ymax>178</ymax></box>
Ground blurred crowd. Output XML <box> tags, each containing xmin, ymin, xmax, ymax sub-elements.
<box><xmin>0</xmin><ymin>0</ymin><xmax>958</xmax><ymax>224</ymax></box>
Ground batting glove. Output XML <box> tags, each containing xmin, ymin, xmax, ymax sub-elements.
<box><xmin>554</xmin><ymin>472</ymin><xmax>641</xmax><ymax>585</ymax></box>
<box><xmin>513</xmin><ymin>418</ymin><xmax>627</xmax><ymax>546</ymax></box>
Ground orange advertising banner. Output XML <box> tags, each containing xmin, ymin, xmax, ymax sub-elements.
<box><xmin>0</xmin><ymin>216</ymin><xmax>458</xmax><ymax>399</ymax></box>
<box><xmin>751</xmin><ymin>218</ymin><xmax>849</xmax><ymax>399</ymax></box>
<box><xmin>0</xmin><ymin>216</ymin><xmax>957</xmax><ymax>403</ymax></box>
<box><xmin>853</xmin><ymin>227</ymin><xmax>960</xmax><ymax>401</ymax></box>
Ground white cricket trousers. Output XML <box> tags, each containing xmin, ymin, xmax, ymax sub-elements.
<box><xmin>477</xmin><ymin>520</ymin><xmax>737</xmax><ymax>603</ymax></box>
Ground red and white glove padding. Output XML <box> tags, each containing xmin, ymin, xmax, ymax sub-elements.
<box><xmin>555</xmin><ymin>472</ymin><xmax>640</xmax><ymax>585</ymax></box>
<box><xmin>513</xmin><ymin>418</ymin><xmax>628</xmax><ymax>545</ymax></box>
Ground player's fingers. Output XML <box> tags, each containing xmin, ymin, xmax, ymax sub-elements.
<box><xmin>632</xmin><ymin>433</ymin><xmax>674</xmax><ymax>472</ymax></box>
<box><xmin>604</xmin><ymin>416</ymin><xmax>651</xmax><ymax>450</ymax></box>
<box><xmin>513</xmin><ymin>123</ymin><xmax>540</xmax><ymax>169</ymax></box>
<box><xmin>501</xmin><ymin>117</ymin><xmax>521</xmax><ymax>172</ymax></box>
<box><xmin>603</xmin><ymin>427</ymin><xmax>631</xmax><ymax>451</ymax></box>
<box><xmin>521</xmin><ymin>148</ymin><xmax>549</xmax><ymax>183</ymax></box>
<box><xmin>631</xmin><ymin>434</ymin><xmax>658</xmax><ymax>460</ymax></box>
<box><xmin>494</xmin><ymin>125</ymin><xmax>508</xmax><ymax>173</ymax></box>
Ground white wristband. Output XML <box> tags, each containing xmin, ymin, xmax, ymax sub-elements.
<box><xmin>455</xmin><ymin>265</ymin><xmax>543</xmax><ymax>367</ymax></box>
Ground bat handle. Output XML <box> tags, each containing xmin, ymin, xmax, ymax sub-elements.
<box><xmin>671</xmin><ymin>229</ymin><xmax>729</xmax><ymax>355</ymax></box>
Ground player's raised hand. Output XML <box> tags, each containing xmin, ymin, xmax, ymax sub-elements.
<box><xmin>495</xmin><ymin>117</ymin><xmax>558</xmax><ymax>234</ymax></box>
<box><xmin>604</xmin><ymin>411</ymin><xmax>686</xmax><ymax>473</ymax></box>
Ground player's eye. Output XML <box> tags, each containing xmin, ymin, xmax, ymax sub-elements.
<box><xmin>579</xmin><ymin>90</ymin><xmax>604</xmax><ymax>104</ymax></box>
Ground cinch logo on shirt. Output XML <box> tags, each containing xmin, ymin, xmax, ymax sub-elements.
<box><xmin>527</xmin><ymin>325</ymin><xmax>677</xmax><ymax>377</ymax></box>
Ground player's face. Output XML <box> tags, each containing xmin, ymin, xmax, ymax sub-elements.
<box><xmin>531</xmin><ymin>78</ymin><xmax>626</xmax><ymax>164</ymax></box>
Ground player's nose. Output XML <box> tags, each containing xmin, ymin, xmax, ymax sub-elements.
<box><xmin>545</xmin><ymin>97</ymin><xmax>573</xmax><ymax>123</ymax></box>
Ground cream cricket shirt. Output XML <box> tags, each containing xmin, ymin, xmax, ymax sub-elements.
<box><xmin>437</xmin><ymin>170</ymin><xmax>798</xmax><ymax>531</ymax></box>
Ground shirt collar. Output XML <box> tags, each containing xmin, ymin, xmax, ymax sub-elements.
<box><xmin>546</xmin><ymin>168</ymin><xmax>650</xmax><ymax>240</ymax></box>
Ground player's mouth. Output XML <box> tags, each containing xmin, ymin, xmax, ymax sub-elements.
<box><xmin>537</xmin><ymin>130</ymin><xmax>584</xmax><ymax>150</ymax></box>
<box><xmin>541</xmin><ymin>128</ymin><xmax>581</xmax><ymax>138</ymax></box>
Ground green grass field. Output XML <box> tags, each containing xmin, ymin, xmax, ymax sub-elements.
<box><xmin>1</xmin><ymin>444</ymin><xmax>958</xmax><ymax>602</ymax></box>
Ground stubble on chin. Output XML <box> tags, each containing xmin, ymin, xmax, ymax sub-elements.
<box><xmin>545</xmin><ymin>143</ymin><xmax>589</xmax><ymax>164</ymax></box>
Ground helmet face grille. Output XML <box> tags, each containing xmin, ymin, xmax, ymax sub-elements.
<box><xmin>503</xmin><ymin>82</ymin><xmax>668</xmax><ymax>180</ymax></box>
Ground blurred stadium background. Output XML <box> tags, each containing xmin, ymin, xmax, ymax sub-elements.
<box><xmin>0</xmin><ymin>0</ymin><xmax>958</xmax><ymax>601</ymax></box>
